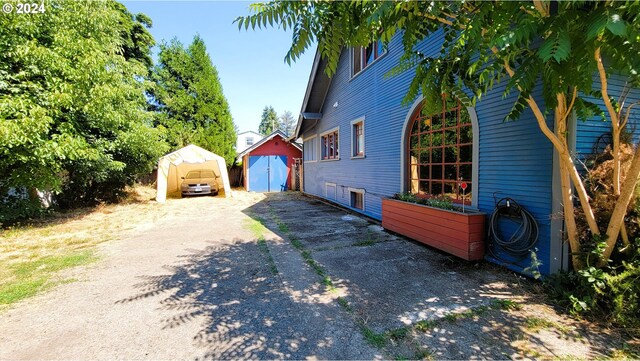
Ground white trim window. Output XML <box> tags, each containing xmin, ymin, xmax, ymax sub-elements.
<box><xmin>351</xmin><ymin>117</ymin><xmax>365</xmax><ymax>158</ymax></box>
<box><xmin>320</xmin><ymin>128</ymin><xmax>339</xmax><ymax>161</ymax></box>
<box><xmin>351</xmin><ymin>40</ymin><xmax>385</xmax><ymax>78</ymax></box>
<box><xmin>245</xmin><ymin>137</ymin><xmax>254</xmax><ymax>146</ymax></box>
<box><xmin>349</xmin><ymin>188</ymin><xmax>365</xmax><ymax>210</ymax></box>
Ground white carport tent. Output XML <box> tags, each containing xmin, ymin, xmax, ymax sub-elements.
<box><xmin>156</xmin><ymin>144</ymin><xmax>231</xmax><ymax>203</ymax></box>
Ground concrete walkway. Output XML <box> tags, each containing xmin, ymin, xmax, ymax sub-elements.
<box><xmin>0</xmin><ymin>191</ymin><xmax>633</xmax><ymax>359</ymax></box>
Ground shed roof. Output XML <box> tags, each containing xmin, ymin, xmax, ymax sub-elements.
<box><xmin>238</xmin><ymin>130</ymin><xmax>302</xmax><ymax>158</ymax></box>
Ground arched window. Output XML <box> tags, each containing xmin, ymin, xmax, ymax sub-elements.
<box><xmin>407</xmin><ymin>96</ymin><xmax>473</xmax><ymax>204</ymax></box>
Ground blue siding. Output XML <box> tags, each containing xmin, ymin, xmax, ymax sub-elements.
<box><xmin>302</xmin><ymin>33</ymin><xmax>438</xmax><ymax>219</ymax></box>
<box><xmin>476</xmin><ymin>86</ymin><xmax>554</xmax><ymax>275</ymax></box>
<box><xmin>576</xmin><ymin>74</ymin><xmax>640</xmax><ymax>163</ymax></box>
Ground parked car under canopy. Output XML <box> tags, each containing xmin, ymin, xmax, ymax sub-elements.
<box><xmin>156</xmin><ymin>144</ymin><xmax>231</xmax><ymax>202</ymax></box>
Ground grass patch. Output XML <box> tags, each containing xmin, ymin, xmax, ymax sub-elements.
<box><xmin>0</xmin><ymin>250</ymin><xmax>96</xmax><ymax>306</ymax></box>
<box><xmin>0</xmin><ymin>278</ymin><xmax>48</xmax><ymax>305</ymax></box>
<box><xmin>244</xmin><ymin>218</ymin><xmax>279</xmax><ymax>276</ymax></box>
<box><xmin>415</xmin><ymin>319</ymin><xmax>438</xmax><ymax>332</ymax></box>
<box><xmin>244</xmin><ymin>217</ymin><xmax>268</xmax><ymax>239</ymax></box>
<box><xmin>361</xmin><ymin>326</ymin><xmax>387</xmax><ymax>348</ymax></box>
<box><xmin>387</xmin><ymin>327</ymin><xmax>410</xmax><ymax>341</ymax></box>
<box><xmin>492</xmin><ymin>299</ymin><xmax>522</xmax><ymax>311</ymax></box>
<box><xmin>337</xmin><ymin>297</ymin><xmax>352</xmax><ymax>312</ymax></box>
<box><xmin>413</xmin><ymin>348</ymin><xmax>434</xmax><ymax>360</ymax></box>
<box><xmin>257</xmin><ymin>239</ymin><xmax>279</xmax><ymax>275</ymax></box>
<box><xmin>291</xmin><ymin>239</ymin><xmax>304</xmax><ymax>250</ymax></box>
<box><xmin>524</xmin><ymin>317</ymin><xmax>557</xmax><ymax>332</ymax></box>
<box><xmin>11</xmin><ymin>252</ymin><xmax>95</xmax><ymax>278</ymax></box>
<box><xmin>277</xmin><ymin>222</ymin><xmax>289</xmax><ymax>233</ymax></box>
<box><xmin>353</xmin><ymin>239</ymin><xmax>377</xmax><ymax>247</ymax></box>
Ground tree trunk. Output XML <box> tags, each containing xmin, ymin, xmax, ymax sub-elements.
<box><xmin>555</xmin><ymin>94</ymin><xmax>583</xmax><ymax>269</ymax></box>
<box><xmin>600</xmin><ymin>145</ymin><xmax>640</xmax><ymax>265</ymax></box>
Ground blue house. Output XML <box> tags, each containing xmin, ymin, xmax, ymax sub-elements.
<box><xmin>293</xmin><ymin>31</ymin><xmax>640</xmax><ymax>276</ymax></box>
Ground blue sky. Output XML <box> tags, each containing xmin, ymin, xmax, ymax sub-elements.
<box><xmin>122</xmin><ymin>1</ymin><xmax>315</xmax><ymax>133</ymax></box>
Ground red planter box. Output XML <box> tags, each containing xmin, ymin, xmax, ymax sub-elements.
<box><xmin>382</xmin><ymin>198</ymin><xmax>486</xmax><ymax>261</ymax></box>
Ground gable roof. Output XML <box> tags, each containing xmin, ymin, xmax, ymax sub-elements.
<box><xmin>292</xmin><ymin>48</ymin><xmax>335</xmax><ymax>139</ymax></box>
<box><xmin>238</xmin><ymin>130</ymin><xmax>302</xmax><ymax>158</ymax></box>
<box><xmin>237</xmin><ymin>130</ymin><xmax>262</xmax><ymax>137</ymax></box>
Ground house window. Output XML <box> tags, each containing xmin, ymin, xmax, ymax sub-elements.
<box><xmin>303</xmin><ymin>136</ymin><xmax>317</xmax><ymax>162</ymax></box>
<box><xmin>321</xmin><ymin>129</ymin><xmax>339</xmax><ymax>160</ymax></box>
<box><xmin>351</xmin><ymin>118</ymin><xmax>365</xmax><ymax>157</ymax></box>
<box><xmin>350</xmin><ymin>189</ymin><xmax>364</xmax><ymax>210</ymax></box>
<box><xmin>352</xmin><ymin>39</ymin><xmax>385</xmax><ymax>77</ymax></box>
<box><xmin>407</xmin><ymin>96</ymin><xmax>473</xmax><ymax>204</ymax></box>
<box><xmin>245</xmin><ymin>137</ymin><xmax>254</xmax><ymax>146</ymax></box>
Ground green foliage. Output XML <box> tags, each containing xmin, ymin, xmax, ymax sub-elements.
<box><xmin>258</xmin><ymin>105</ymin><xmax>280</xmax><ymax>135</ymax></box>
<box><xmin>392</xmin><ymin>193</ymin><xmax>457</xmax><ymax>211</ymax></box>
<box><xmin>0</xmin><ymin>0</ymin><xmax>167</xmax><ymax>221</ymax></box>
<box><xmin>151</xmin><ymin>35</ymin><xmax>237</xmax><ymax>165</ymax></box>
<box><xmin>237</xmin><ymin>1</ymin><xmax>640</xmax><ymax>121</ymax></box>
<box><xmin>546</xmin><ymin>241</ymin><xmax>640</xmax><ymax>331</ymax></box>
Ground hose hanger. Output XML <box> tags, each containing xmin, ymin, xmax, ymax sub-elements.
<box><xmin>488</xmin><ymin>197</ymin><xmax>539</xmax><ymax>260</ymax></box>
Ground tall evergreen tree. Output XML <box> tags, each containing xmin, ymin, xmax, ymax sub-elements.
<box><xmin>258</xmin><ymin>106</ymin><xmax>280</xmax><ymax>135</ymax></box>
<box><xmin>280</xmin><ymin>110</ymin><xmax>295</xmax><ymax>137</ymax></box>
<box><xmin>151</xmin><ymin>35</ymin><xmax>237</xmax><ymax>165</ymax></box>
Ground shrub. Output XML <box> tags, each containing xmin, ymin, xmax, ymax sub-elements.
<box><xmin>546</xmin><ymin>144</ymin><xmax>640</xmax><ymax>333</ymax></box>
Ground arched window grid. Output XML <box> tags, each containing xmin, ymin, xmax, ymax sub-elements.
<box><xmin>407</xmin><ymin>95</ymin><xmax>473</xmax><ymax>204</ymax></box>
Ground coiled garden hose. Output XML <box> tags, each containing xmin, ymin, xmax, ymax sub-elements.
<box><xmin>488</xmin><ymin>197</ymin><xmax>539</xmax><ymax>258</ymax></box>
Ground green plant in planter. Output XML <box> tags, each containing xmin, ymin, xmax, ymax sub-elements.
<box><xmin>425</xmin><ymin>197</ymin><xmax>456</xmax><ymax>211</ymax></box>
<box><xmin>392</xmin><ymin>193</ymin><xmax>458</xmax><ymax>211</ymax></box>
<box><xmin>392</xmin><ymin>192</ymin><xmax>417</xmax><ymax>203</ymax></box>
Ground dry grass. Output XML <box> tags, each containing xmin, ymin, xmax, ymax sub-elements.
<box><xmin>0</xmin><ymin>185</ymin><xmax>165</xmax><ymax>307</ymax></box>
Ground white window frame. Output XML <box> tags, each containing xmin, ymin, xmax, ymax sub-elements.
<box><xmin>348</xmin><ymin>187</ymin><xmax>365</xmax><ymax>211</ymax></box>
<box><xmin>319</xmin><ymin>126</ymin><xmax>340</xmax><ymax>162</ymax></box>
<box><xmin>303</xmin><ymin>134</ymin><xmax>317</xmax><ymax>163</ymax></box>
<box><xmin>245</xmin><ymin>137</ymin><xmax>254</xmax><ymax>146</ymax></box>
<box><xmin>350</xmin><ymin>40</ymin><xmax>387</xmax><ymax>80</ymax></box>
<box><xmin>350</xmin><ymin>116</ymin><xmax>365</xmax><ymax>159</ymax></box>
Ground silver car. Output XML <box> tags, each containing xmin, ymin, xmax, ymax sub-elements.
<box><xmin>181</xmin><ymin>169</ymin><xmax>219</xmax><ymax>196</ymax></box>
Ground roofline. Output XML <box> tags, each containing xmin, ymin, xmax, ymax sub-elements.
<box><xmin>237</xmin><ymin>130</ymin><xmax>262</xmax><ymax>136</ymax></box>
<box><xmin>238</xmin><ymin>130</ymin><xmax>301</xmax><ymax>158</ymax></box>
<box><xmin>293</xmin><ymin>49</ymin><xmax>322</xmax><ymax>139</ymax></box>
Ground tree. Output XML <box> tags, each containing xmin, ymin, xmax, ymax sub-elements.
<box><xmin>237</xmin><ymin>1</ymin><xmax>640</xmax><ymax>268</ymax></box>
<box><xmin>151</xmin><ymin>35</ymin><xmax>237</xmax><ymax>165</ymax></box>
<box><xmin>0</xmin><ymin>0</ymin><xmax>167</xmax><ymax>219</ymax></box>
<box><xmin>280</xmin><ymin>110</ymin><xmax>296</xmax><ymax>137</ymax></box>
<box><xmin>258</xmin><ymin>106</ymin><xmax>280</xmax><ymax>135</ymax></box>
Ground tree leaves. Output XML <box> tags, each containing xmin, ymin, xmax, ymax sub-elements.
<box><xmin>538</xmin><ymin>31</ymin><xmax>571</xmax><ymax>63</ymax></box>
<box><xmin>0</xmin><ymin>0</ymin><xmax>167</xmax><ymax>214</ymax></box>
<box><xmin>151</xmin><ymin>36</ymin><xmax>237</xmax><ymax>165</ymax></box>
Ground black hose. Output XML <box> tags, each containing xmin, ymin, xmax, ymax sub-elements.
<box><xmin>488</xmin><ymin>197</ymin><xmax>539</xmax><ymax>259</ymax></box>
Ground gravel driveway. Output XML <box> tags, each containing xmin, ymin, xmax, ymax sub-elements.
<box><xmin>0</xmin><ymin>191</ymin><xmax>633</xmax><ymax>359</ymax></box>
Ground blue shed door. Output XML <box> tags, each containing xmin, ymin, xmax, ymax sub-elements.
<box><xmin>248</xmin><ymin>155</ymin><xmax>288</xmax><ymax>192</ymax></box>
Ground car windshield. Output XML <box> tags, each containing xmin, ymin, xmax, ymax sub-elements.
<box><xmin>185</xmin><ymin>170</ymin><xmax>217</xmax><ymax>179</ymax></box>
<box><xmin>185</xmin><ymin>171</ymin><xmax>201</xmax><ymax>179</ymax></box>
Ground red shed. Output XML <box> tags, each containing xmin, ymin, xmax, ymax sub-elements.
<box><xmin>238</xmin><ymin>130</ymin><xmax>302</xmax><ymax>192</ymax></box>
